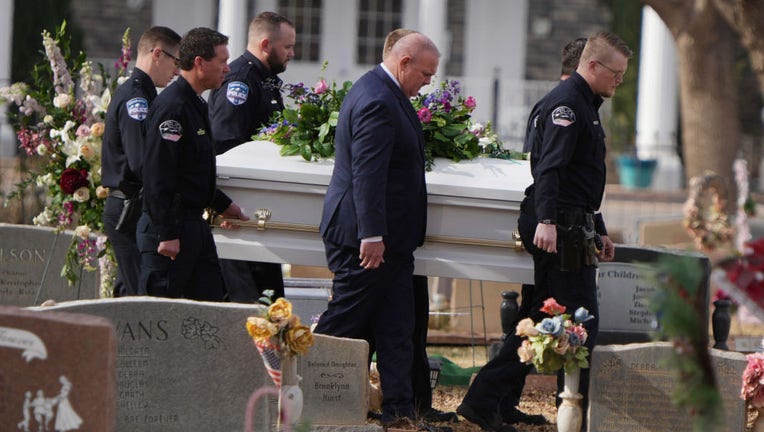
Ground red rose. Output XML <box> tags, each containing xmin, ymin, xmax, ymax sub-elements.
<box><xmin>59</xmin><ymin>168</ymin><xmax>89</xmax><ymax>195</ymax></box>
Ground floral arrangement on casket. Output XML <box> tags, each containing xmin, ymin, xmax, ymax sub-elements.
<box><xmin>256</xmin><ymin>67</ymin><xmax>525</xmax><ymax>171</ymax></box>
<box><xmin>515</xmin><ymin>297</ymin><xmax>593</xmax><ymax>374</ymax></box>
<box><xmin>0</xmin><ymin>22</ymin><xmax>130</xmax><ymax>294</ymax></box>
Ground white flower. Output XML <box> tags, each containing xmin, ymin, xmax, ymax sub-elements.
<box><xmin>53</xmin><ymin>93</ymin><xmax>72</xmax><ymax>108</ymax></box>
<box><xmin>43</xmin><ymin>115</ymin><xmax>54</xmax><ymax>124</ymax></box>
<box><xmin>90</xmin><ymin>88</ymin><xmax>111</xmax><ymax>117</ymax></box>
<box><xmin>96</xmin><ymin>234</ymin><xmax>108</xmax><ymax>251</ymax></box>
<box><xmin>41</xmin><ymin>173</ymin><xmax>54</xmax><ymax>186</ymax></box>
<box><xmin>36</xmin><ymin>144</ymin><xmax>48</xmax><ymax>156</ymax></box>
<box><xmin>117</xmin><ymin>76</ymin><xmax>129</xmax><ymax>86</ymax></box>
<box><xmin>32</xmin><ymin>208</ymin><xmax>53</xmax><ymax>225</ymax></box>
<box><xmin>74</xmin><ymin>225</ymin><xmax>91</xmax><ymax>240</ymax></box>
<box><xmin>73</xmin><ymin>186</ymin><xmax>90</xmax><ymax>202</ymax></box>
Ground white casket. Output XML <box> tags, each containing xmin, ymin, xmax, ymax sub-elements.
<box><xmin>214</xmin><ymin>141</ymin><xmax>534</xmax><ymax>283</ymax></box>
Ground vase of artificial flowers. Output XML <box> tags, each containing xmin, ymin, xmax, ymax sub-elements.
<box><xmin>515</xmin><ymin>297</ymin><xmax>594</xmax><ymax>432</ymax></box>
<box><xmin>246</xmin><ymin>297</ymin><xmax>314</xmax><ymax>427</ymax></box>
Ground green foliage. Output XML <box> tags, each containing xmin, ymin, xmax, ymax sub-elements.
<box><xmin>256</xmin><ymin>62</ymin><xmax>351</xmax><ymax>161</ymax></box>
<box><xmin>648</xmin><ymin>255</ymin><xmax>723</xmax><ymax>431</ymax></box>
<box><xmin>412</xmin><ymin>80</ymin><xmax>505</xmax><ymax>171</ymax></box>
<box><xmin>603</xmin><ymin>0</ymin><xmax>642</xmax><ymax>154</ymax></box>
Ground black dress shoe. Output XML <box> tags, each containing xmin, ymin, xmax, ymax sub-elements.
<box><xmin>419</xmin><ymin>407</ymin><xmax>459</xmax><ymax>423</ymax></box>
<box><xmin>501</xmin><ymin>406</ymin><xmax>547</xmax><ymax>425</ymax></box>
<box><xmin>456</xmin><ymin>403</ymin><xmax>517</xmax><ymax>432</ymax></box>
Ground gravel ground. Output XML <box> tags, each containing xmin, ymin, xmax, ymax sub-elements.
<box><xmin>369</xmin><ymin>374</ymin><xmax>559</xmax><ymax>431</ymax></box>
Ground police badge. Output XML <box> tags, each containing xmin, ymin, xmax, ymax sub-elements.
<box><xmin>226</xmin><ymin>81</ymin><xmax>249</xmax><ymax>106</ymax></box>
<box><xmin>126</xmin><ymin>97</ymin><xmax>149</xmax><ymax>121</ymax></box>
<box><xmin>552</xmin><ymin>106</ymin><xmax>576</xmax><ymax>127</ymax></box>
<box><xmin>159</xmin><ymin>120</ymin><xmax>183</xmax><ymax>142</ymax></box>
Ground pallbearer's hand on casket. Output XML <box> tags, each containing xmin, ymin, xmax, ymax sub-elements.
<box><xmin>218</xmin><ymin>203</ymin><xmax>250</xmax><ymax>229</ymax></box>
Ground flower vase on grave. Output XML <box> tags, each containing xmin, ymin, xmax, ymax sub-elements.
<box><xmin>557</xmin><ymin>367</ymin><xmax>583</xmax><ymax>432</ymax></box>
<box><xmin>279</xmin><ymin>354</ymin><xmax>303</xmax><ymax>427</ymax></box>
<box><xmin>712</xmin><ymin>299</ymin><xmax>732</xmax><ymax>350</ymax></box>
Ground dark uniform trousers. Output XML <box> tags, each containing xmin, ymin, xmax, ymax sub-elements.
<box><xmin>136</xmin><ymin>211</ymin><xmax>227</xmax><ymax>301</ymax></box>
<box><xmin>462</xmin><ymin>201</ymin><xmax>599</xmax><ymax>421</ymax></box>
<box><xmin>315</xmin><ymin>239</ymin><xmax>416</xmax><ymax>419</ymax></box>
<box><xmin>412</xmin><ymin>274</ymin><xmax>433</xmax><ymax>415</ymax></box>
<box><xmin>102</xmin><ymin>195</ymin><xmax>141</xmax><ymax>296</ymax></box>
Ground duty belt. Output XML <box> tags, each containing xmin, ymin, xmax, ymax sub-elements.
<box><xmin>108</xmin><ymin>189</ymin><xmax>128</xmax><ymax>199</ymax></box>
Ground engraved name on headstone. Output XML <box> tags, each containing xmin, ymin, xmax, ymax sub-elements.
<box><xmin>597</xmin><ymin>246</ymin><xmax>709</xmax><ymax>345</ymax></box>
<box><xmin>300</xmin><ymin>334</ymin><xmax>369</xmax><ymax>425</ymax></box>
<box><xmin>0</xmin><ymin>223</ymin><xmax>98</xmax><ymax>306</ymax></box>
<box><xmin>37</xmin><ymin>297</ymin><xmax>271</xmax><ymax>432</ymax></box>
<box><xmin>588</xmin><ymin>342</ymin><xmax>746</xmax><ymax>432</ymax></box>
<box><xmin>0</xmin><ymin>305</ymin><xmax>116</xmax><ymax>432</ymax></box>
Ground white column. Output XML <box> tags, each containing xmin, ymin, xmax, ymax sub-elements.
<box><xmin>418</xmin><ymin>0</ymin><xmax>448</xmax><ymax>65</ymax></box>
<box><xmin>635</xmin><ymin>6</ymin><xmax>681</xmax><ymax>190</ymax></box>
<box><xmin>218</xmin><ymin>0</ymin><xmax>248</xmax><ymax>57</ymax></box>
<box><xmin>0</xmin><ymin>0</ymin><xmax>15</xmax><ymax>157</ymax></box>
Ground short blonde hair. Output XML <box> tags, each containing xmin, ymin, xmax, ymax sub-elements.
<box><xmin>580</xmin><ymin>31</ymin><xmax>632</xmax><ymax>64</ymax></box>
<box><xmin>382</xmin><ymin>28</ymin><xmax>417</xmax><ymax>60</ymax></box>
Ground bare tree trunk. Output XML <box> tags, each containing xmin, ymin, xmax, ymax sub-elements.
<box><xmin>643</xmin><ymin>0</ymin><xmax>741</xmax><ymax>189</ymax></box>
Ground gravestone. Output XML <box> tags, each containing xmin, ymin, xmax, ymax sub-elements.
<box><xmin>300</xmin><ymin>334</ymin><xmax>369</xmax><ymax>425</ymax></box>
<box><xmin>588</xmin><ymin>342</ymin><xmax>746</xmax><ymax>432</ymax></box>
<box><xmin>35</xmin><ymin>297</ymin><xmax>272</xmax><ymax>432</ymax></box>
<box><xmin>284</xmin><ymin>277</ymin><xmax>331</xmax><ymax>323</ymax></box>
<box><xmin>597</xmin><ymin>246</ymin><xmax>709</xmax><ymax>345</ymax></box>
<box><xmin>0</xmin><ymin>305</ymin><xmax>116</xmax><ymax>432</ymax></box>
<box><xmin>0</xmin><ymin>223</ymin><xmax>99</xmax><ymax>306</ymax></box>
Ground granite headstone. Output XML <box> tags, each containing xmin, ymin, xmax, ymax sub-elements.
<box><xmin>300</xmin><ymin>334</ymin><xmax>369</xmax><ymax>425</ymax></box>
<box><xmin>0</xmin><ymin>223</ymin><xmax>99</xmax><ymax>306</ymax></box>
<box><xmin>588</xmin><ymin>342</ymin><xmax>746</xmax><ymax>432</ymax></box>
<box><xmin>36</xmin><ymin>297</ymin><xmax>271</xmax><ymax>432</ymax></box>
<box><xmin>0</xmin><ymin>305</ymin><xmax>117</xmax><ymax>432</ymax></box>
<box><xmin>597</xmin><ymin>246</ymin><xmax>709</xmax><ymax>345</ymax></box>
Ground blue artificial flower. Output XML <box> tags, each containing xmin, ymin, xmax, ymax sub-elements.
<box><xmin>574</xmin><ymin>307</ymin><xmax>594</xmax><ymax>323</ymax></box>
<box><xmin>567</xmin><ymin>329</ymin><xmax>581</xmax><ymax>346</ymax></box>
<box><xmin>536</xmin><ymin>316</ymin><xmax>564</xmax><ymax>337</ymax></box>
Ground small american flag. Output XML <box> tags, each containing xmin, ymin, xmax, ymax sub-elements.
<box><xmin>255</xmin><ymin>339</ymin><xmax>282</xmax><ymax>387</ymax></box>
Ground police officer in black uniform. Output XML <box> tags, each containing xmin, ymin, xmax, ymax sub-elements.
<box><xmin>495</xmin><ymin>37</ymin><xmax>589</xmax><ymax>427</ymax></box>
<box><xmin>138</xmin><ymin>27</ymin><xmax>248</xmax><ymax>301</ymax></box>
<box><xmin>208</xmin><ymin>12</ymin><xmax>295</xmax><ymax>303</ymax></box>
<box><xmin>101</xmin><ymin>26</ymin><xmax>181</xmax><ymax>297</ymax></box>
<box><xmin>458</xmin><ymin>32</ymin><xmax>629</xmax><ymax>432</ymax></box>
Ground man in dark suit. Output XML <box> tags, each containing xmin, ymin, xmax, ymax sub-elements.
<box><xmin>314</xmin><ymin>33</ymin><xmax>440</xmax><ymax>426</ymax></box>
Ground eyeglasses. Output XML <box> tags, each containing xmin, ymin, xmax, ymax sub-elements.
<box><xmin>595</xmin><ymin>60</ymin><xmax>623</xmax><ymax>80</ymax></box>
<box><xmin>161</xmin><ymin>49</ymin><xmax>180</xmax><ymax>67</ymax></box>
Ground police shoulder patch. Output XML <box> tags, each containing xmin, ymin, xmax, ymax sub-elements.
<box><xmin>226</xmin><ymin>81</ymin><xmax>249</xmax><ymax>106</ymax></box>
<box><xmin>551</xmin><ymin>106</ymin><xmax>576</xmax><ymax>127</ymax></box>
<box><xmin>126</xmin><ymin>97</ymin><xmax>149</xmax><ymax>121</ymax></box>
<box><xmin>159</xmin><ymin>120</ymin><xmax>183</xmax><ymax>142</ymax></box>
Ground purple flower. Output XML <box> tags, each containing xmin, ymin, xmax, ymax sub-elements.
<box><xmin>417</xmin><ymin>107</ymin><xmax>432</xmax><ymax>123</ymax></box>
<box><xmin>464</xmin><ymin>96</ymin><xmax>477</xmax><ymax>110</ymax></box>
